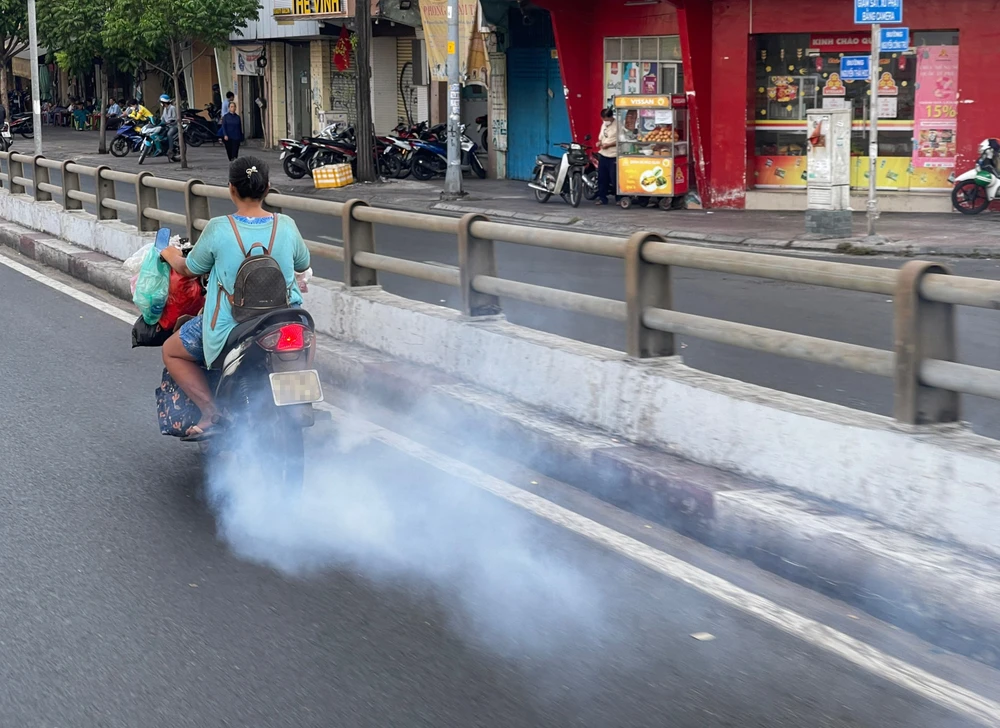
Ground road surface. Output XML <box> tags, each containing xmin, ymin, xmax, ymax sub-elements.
<box><xmin>2</xmin><ymin>247</ymin><xmax>1000</xmax><ymax>727</ymax></box>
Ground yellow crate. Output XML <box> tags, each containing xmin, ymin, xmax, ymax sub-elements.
<box><xmin>313</xmin><ymin>163</ymin><xmax>354</xmax><ymax>189</ymax></box>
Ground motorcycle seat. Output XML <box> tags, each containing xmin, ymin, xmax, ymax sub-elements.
<box><xmin>537</xmin><ymin>154</ymin><xmax>563</xmax><ymax>165</ymax></box>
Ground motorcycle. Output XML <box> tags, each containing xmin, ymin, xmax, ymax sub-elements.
<box><xmin>952</xmin><ymin>144</ymin><xmax>1000</xmax><ymax>215</ymax></box>
<box><xmin>110</xmin><ymin>118</ymin><xmax>145</xmax><ymax>157</ymax></box>
<box><xmin>9</xmin><ymin>113</ymin><xmax>33</xmax><ymax>140</ymax></box>
<box><xmin>0</xmin><ymin>121</ymin><xmax>11</xmax><ymax>152</ymax></box>
<box><xmin>476</xmin><ymin>114</ymin><xmax>488</xmax><ymax>153</ymax></box>
<box><xmin>281</xmin><ymin>124</ymin><xmax>402</xmax><ymax>180</ymax></box>
<box><xmin>410</xmin><ymin>124</ymin><xmax>486</xmax><ymax>181</ymax></box>
<box><xmin>529</xmin><ymin>140</ymin><xmax>592</xmax><ymax>208</ymax></box>
<box><xmin>137</xmin><ymin>121</ymin><xmax>180</xmax><ymax>164</ymax></box>
<box><xmin>153</xmin><ymin>228</ymin><xmax>324</xmax><ymax>490</ymax></box>
<box><xmin>182</xmin><ymin>105</ymin><xmax>222</xmax><ymax>147</ymax></box>
<box><xmin>279</xmin><ymin>123</ymin><xmax>348</xmax><ymax>180</ymax></box>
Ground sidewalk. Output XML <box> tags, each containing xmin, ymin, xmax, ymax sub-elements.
<box><xmin>16</xmin><ymin>126</ymin><xmax>1000</xmax><ymax>257</ymax></box>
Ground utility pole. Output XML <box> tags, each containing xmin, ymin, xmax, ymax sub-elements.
<box><xmin>866</xmin><ymin>23</ymin><xmax>880</xmax><ymax>239</ymax></box>
<box><xmin>27</xmin><ymin>0</ymin><xmax>42</xmax><ymax>156</ymax></box>
<box><xmin>442</xmin><ymin>0</ymin><xmax>464</xmax><ymax>199</ymax></box>
<box><xmin>354</xmin><ymin>0</ymin><xmax>375</xmax><ymax>182</ymax></box>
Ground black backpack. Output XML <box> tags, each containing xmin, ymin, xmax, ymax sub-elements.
<box><xmin>210</xmin><ymin>215</ymin><xmax>289</xmax><ymax>329</ymax></box>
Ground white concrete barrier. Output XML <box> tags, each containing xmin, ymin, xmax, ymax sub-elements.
<box><xmin>4</xmin><ymin>189</ymin><xmax>1000</xmax><ymax>558</ymax></box>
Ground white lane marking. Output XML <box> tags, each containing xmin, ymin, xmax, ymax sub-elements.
<box><xmin>0</xmin><ymin>254</ymin><xmax>135</xmax><ymax>324</ymax></box>
<box><xmin>318</xmin><ymin>400</ymin><xmax>1000</xmax><ymax>728</ymax></box>
<box><xmin>4</xmin><ymin>255</ymin><xmax>999</xmax><ymax>726</ymax></box>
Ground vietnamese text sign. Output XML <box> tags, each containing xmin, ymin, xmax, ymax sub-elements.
<box><xmin>855</xmin><ymin>0</ymin><xmax>903</xmax><ymax>23</ymax></box>
<box><xmin>912</xmin><ymin>46</ymin><xmax>959</xmax><ymax>169</ymax></box>
<box><xmin>880</xmin><ymin>27</ymin><xmax>909</xmax><ymax>51</ymax></box>
<box><xmin>840</xmin><ymin>56</ymin><xmax>871</xmax><ymax>81</ymax></box>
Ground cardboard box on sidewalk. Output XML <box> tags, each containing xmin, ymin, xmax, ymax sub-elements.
<box><xmin>313</xmin><ymin>163</ymin><xmax>353</xmax><ymax>189</ymax></box>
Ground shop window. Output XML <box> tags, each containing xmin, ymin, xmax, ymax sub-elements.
<box><xmin>604</xmin><ymin>35</ymin><xmax>683</xmax><ymax>105</ymax></box>
<box><xmin>752</xmin><ymin>30</ymin><xmax>958</xmax><ymax>192</ymax></box>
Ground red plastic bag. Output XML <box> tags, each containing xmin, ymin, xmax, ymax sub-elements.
<box><xmin>158</xmin><ymin>270</ymin><xmax>205</xmax><ymax>332</ymax></box>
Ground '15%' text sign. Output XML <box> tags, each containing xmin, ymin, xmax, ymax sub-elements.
<box><xmin>855</xmin><ymin>0</ymin><xmax>903</xmax><ymax>24</ymax></box>
<box><xmin>840</xmin><ymin>56</ymin><xmax>871</xmax><ymax>81</ymax></box>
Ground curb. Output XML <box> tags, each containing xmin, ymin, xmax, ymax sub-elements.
<box><xmin>4</xmin><ymin>220</ymin><xmax>1000</xmax><ymax>668</ymax></box>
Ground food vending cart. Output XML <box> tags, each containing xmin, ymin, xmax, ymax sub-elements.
<box><xmin>614</xmin><ymin>94</ymin><xmax>690</xmax><ymax>210</ymax></box>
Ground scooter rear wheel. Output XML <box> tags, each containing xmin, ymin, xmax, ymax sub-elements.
<box><xmin>952</xmin><ymin>180</ymin><xmax>990</xmax><ymax>215</ymax></box>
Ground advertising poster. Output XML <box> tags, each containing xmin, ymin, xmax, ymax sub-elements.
<box><xmin>618</xmin><ymin>157</ymin><xmax>674</xmax><ymax>196</ymax></box>
<box><xmin>912</xmin><ymin>46</ymin><xmax>959</xmax><ymax>169</ymax></box>
<box><xmin>624</xmin><ymin>63</ymin><xmax>641</xmax><ymax>95</ymax></box>
<box><xmin>754</xmin><ymin>156</ymin><xmax>952</xmax><ymax>190</ymax></box>
<box><xmin>605</xmin><ymin>63</ymin><xmax>623</xmax><ymax>102</ymax></box>
<box><xmin>642</xmin><ymin>63</ymin><xmax>658</xmax><ymax>94</ymax></box>
<box><xmin>419</xmin><ymin>0</ymin><xmax>485</xmax><ymax>83</ymax></box>
<box><xmin>822</xmin><ymin>73</ymin><xmax>846</xmax><ymax>96</ymax></box>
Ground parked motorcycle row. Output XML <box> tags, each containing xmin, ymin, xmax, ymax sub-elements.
<box><xmin>279</xmin><ymin>120</ymin><xmax>487</xmax><ymax>182</ymax></box>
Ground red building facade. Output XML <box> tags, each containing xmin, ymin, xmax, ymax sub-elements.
<box><xmin>533</xmin><ymin>0</ymin><xmax>997</xmax><ymax>208</ymax></box>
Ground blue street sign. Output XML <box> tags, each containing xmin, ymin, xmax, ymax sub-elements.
<box><xmin>880</xmin><ymin>27</ymin><xmax>909</xmax><ymax>51</ymax></box>
<box><xmin>854</xmin><ymin>0</ymin><xmax>903</xmax><ymax>24</ymax></box>
<box><xmin>840</xmin><ymin>56</ymin><xmax>871</xmax><ymax>81</ymax></box>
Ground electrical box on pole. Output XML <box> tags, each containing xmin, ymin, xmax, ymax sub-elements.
<box><xmin>805</xmin><ymin>108</ymin><xmax>853</xmax><ymax>237</ymax></box>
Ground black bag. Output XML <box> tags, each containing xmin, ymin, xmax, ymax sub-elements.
<box><xmin>211</xmin><ymin>214</ymin><xmax>288</xmax><ymax>329</ymax></box>
<box><xmin>131</xmin><ymin>315</ymin><xmax>172</xmax><ymax>348</ymax></box>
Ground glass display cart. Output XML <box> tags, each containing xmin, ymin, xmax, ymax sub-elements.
<box><xmin>614</xmin><ymin>94</ymin><xmax>690</xmax><ymax>210</ymax></box>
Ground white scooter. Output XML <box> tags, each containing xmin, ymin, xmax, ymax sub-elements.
<box><xmin>0</xmin><ymin>121</ymin><xmax>11</xmax><ymax>152</ymax></box>
<box><xmin>951</xmin><ymin>139</ymin><xmax>1000</xmax><ymax>215</ymax></box>
<box><xmin>529</xmin><ymin>137</ymin><xmax>593</xmax><ymax>208</ymax></box>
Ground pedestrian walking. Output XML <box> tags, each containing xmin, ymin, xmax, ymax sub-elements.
<box><xmin>220</xmin><ymin>102</ymin><xmax>243</xmax><ymax>162</ymax></box>
<box><xmin>596</xmin><ymin>108</ymin><xmax>618</xmax><ymax>206</ymax></box>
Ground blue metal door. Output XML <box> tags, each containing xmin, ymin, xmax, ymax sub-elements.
<box><xmin>506</xmin><ymin>49</ymin><xmax>572</xmax><ymax>180</ymax></box>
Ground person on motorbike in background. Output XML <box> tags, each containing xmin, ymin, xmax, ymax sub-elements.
<box><xmin>979</xmin><ymin>138</ymin><xmax>1000</xmax><ymax>177</ymax></box>
<box><xmin>159</xmin><ymin>157</ymin><xmax>311</xmax><ymax>440</ymax></box>
<box><xmin>159</xmin><ymin>94</ymin><xmax>178</xmax><ymax>152</ymax></box>
<box><xmin>125</xmin><ymin>98</ymin><xmax>152</xmax><ymax>126</ymax></box>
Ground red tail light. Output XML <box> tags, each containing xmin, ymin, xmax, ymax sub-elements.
<box><xmin>258</xmin><ymin>324</ymin><xmax>313</xmax><ymax>352</ymax></box>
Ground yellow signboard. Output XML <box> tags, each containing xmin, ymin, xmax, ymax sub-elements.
<box><xmin>618</xmin><ymin>157</ymin><xmax>674</xmax><ymax>196</ymax></box>
<box><xmin>615</xmin><ymin>95</ymin><xmax>673</xmax><ymax>109</ymax></box>
<box><xmin>273</xmin><ymin>0</ymin><xmax>345</xmax><ymax>18</ymax></box>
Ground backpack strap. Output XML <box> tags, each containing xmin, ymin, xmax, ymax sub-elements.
<box><xmin>226</xmin><ymin>215</ymin><xmax>248</xmax><ymax>256</ymax></box>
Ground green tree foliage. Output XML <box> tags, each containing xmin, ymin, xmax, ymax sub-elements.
<box><xmin>103</xmin><ymin>0</ymin><xmax>260</xmax><ymax>166</ymax></box>
<box><xmin>0</xmin><ymin>0</ymin><xmax>29</xmax><ymax>116</ymax></box>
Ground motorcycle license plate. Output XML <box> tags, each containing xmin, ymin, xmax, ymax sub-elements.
<box><xmin>269</xmin><ymin>369</ymin><xmax>324</xmax><ymax>407</ymax></box>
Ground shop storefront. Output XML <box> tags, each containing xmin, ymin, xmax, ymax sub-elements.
<box><xmin>752</xmin><ymin>30</ymin><xmax>958</xmax><ymax>193</ymax></box>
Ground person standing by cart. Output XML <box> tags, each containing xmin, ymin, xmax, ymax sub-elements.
<box><xmin>596</xmin><ymin>108</ymin><xmax>618</xmax><ymax>206</ymax></box>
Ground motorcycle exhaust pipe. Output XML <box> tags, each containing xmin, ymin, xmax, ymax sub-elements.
<box><xmin>528</xmin><ymin>182</ymin><xmax>554</xmax><ymax>193</ymax></box>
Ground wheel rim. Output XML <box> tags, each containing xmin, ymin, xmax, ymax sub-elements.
<box><xmin>956</xmin><ymin>182</ymin><xmax>988</xmax><ymax>211</ymax></box>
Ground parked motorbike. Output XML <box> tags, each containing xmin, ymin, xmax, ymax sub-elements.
<box><xmin>9</xmin><ymin>113</ymin><xmax>33</xmax><ymax>140</ymax></box>
<box><xmin>279</xmin><ymin>123</ymin><xmax>348</xmax><ymax>179</ymax></box>
<box><xmin>281</xmin><ymin>123</ymin><xmax>402</xmax><ymax>180</ymax></box>
<box><xmin>110</xmin><ymin>118</ymin><xmax>145</xmax><ymax>157</ymax></box>
<box><xmin>410</xmin><ymin>124</ymin><xmax>486</xmax><ymax>180</ymax></box>
<box><xmin>0</xmin><ymin>121</ymin><xmax>11</xmax><ymax>152</ymax></box>
<box><xmin>137</xmin><ymin>121</ymin><xmax>180</xmax><ymax>164</ymax></box>
<box><xmin>182</xmin><ymin>105</ymin><xmax>222</xmax><ymax>147</ymax></box>
<box><xmin>951</xmin><ymin>140</ymin><xmax>1000</xmax><ymax>214</ymax></box>
<box><xmin>153</xmin><ymin>227</ymin><xmax>324</xmax><ymax>490</ymax></box>
<box><xmin>529</xmin><ymin>140</ymin><xmax>592</xmax><ymax>208</ymax></box>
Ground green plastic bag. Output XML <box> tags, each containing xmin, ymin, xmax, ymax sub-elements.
<box><xmin>133</xmin><ymin>245</ymin><xmax>171</xmax><ymax>325</ymax></box>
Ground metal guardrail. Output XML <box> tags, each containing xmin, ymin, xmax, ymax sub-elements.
<box><xmin>1</xmin><ymin>148</ymin><xmax>998</xmax><ymax>428</ymax></box>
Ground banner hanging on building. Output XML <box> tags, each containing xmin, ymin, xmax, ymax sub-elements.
<box><xmin>419</xmin><ymin>0</ymin><xmax>488</xmax><ymax>84</ymax></box>
<box><xmin>233</xmin><ymin>44</ymin><xmax>265</xmax><ymax>76</ymax></box>
<box><xmin>912</xmin><ymin>45</ymin><xmax>959</xmax><ymax>169</ymax></box>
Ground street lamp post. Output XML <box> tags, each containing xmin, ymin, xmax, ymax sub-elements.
<box><xmin>27</xmin><ymin>0</ymin><xmax>42</xmax><ymax>156</ymax></box>
<box><xmin>442</xmin><ymin>0</ymin><xmax>464</xmax><ymax>199</ymax></box>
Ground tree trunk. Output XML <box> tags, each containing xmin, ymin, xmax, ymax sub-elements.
<box><xmin>0</xmin><ymin>59</ymin><xmax>9</xmax><ymax>122</ymax></box>
<box><xmin>97</xmin><ymin>64</ymin><xmax>108</xmax><ymax>154</ymax></box>
<box><xmin>170</xmin><ymin>41</ymin><xmax>188</xmax><ymax>169</ymax></box>
<box><xmin>354</xmin><ymin>0</ymin><xmax>376</xmax><ymax>183</ymax></box>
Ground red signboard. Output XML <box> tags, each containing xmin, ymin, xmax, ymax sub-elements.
<box><xmin>809</xmin><ymin>33</ymin><xmax>872</xmax><ymax>52</ymax></box>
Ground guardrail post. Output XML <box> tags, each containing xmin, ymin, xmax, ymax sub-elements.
<box><xmin>625</xmin><ymin>232</ymin><xmax>673</xmax><ymax>359</ymax></box>
<box><xmin>8</xmin><ymin>154</ymin><xmax>25</xmax><ymax>195</ymax></box>
<box><xmin>343</xmin><ymin>199</ymin><xmax>377</xmax><ymax>287</ymax></box>
<box><xmin>135</xmin><ymin>171</ymin><xmax>158</xmax><ymax>232</ymax></box>
<box><xmin>32</xmin><ymin>155</ymin><xmax>51</xmax><ymax>202</ymax></box>
<box><xmin>894</xmin><ymin>260</ymin><xmax>959</xmax><ymax>425</ymax></box>
<box><xmin>62</xmin><ymin>160</ymin><xmax>83</xmax><ymax>211</ymax></box>
<box><xmin>183</xmin><ymin>178</ymin><xmax>210</xmax><ymax>243</ymax></box>
<box><xmin>94</xmin><ymin>165</ymin><xmax>117</xmax><ymax>221</ymax></box>
<box><xmin>263</xmin><ymin>188</ymin><xmax>283</xmax><ymax>215</ymax></box>
<box><xmin>458</xmin><ymin>213</ymin><xmax>501</xmax><ymax>317</ymax></box>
